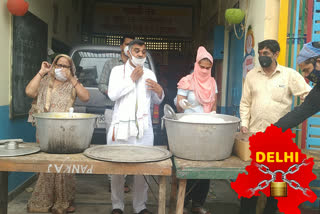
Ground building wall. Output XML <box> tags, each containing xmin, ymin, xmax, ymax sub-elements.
<box><xmin>199</xmin><ymin>0</ymin><xmax>239</xmax><ymax>49</ymax></box>
<box><xmin>0</xmin><ymin>2</ymin><xmax>35</xmax><ymax>193</ymax></box>
<box><xmin>220</xmin><ymin>0</ymin><xmax>267</xmax><ymax>108</ymax></box>
<box><xmin>28</xmin><ymin>0</ymin><xmax>83</xmax><ymax>48</ymax></box>
<box><xmin>264</xmin><ymin>0</ymin><xmax>280</xmax><ymax>40</ymax></box>
<box><xmin>199</xmin><ymin>0</ymin><xmax>271</xmax><ymax>109</ymax></box>
<box><xmin>0</xmin><ymin>0</ymin><xmax>83</xmax><ymax>193</ymax></box>
<box><xmin>0</xmin><ymin>0</ymin><xmax>83</xmax><ymax>106</ymax></box>
<box><xmin>0</xmin><ymin>2</ymin><xmax>12</xmax><ymax>106</ymax></box>
<box><xmin>242</xmin><ymin>0</ymin><xmax>266</xmax><ymax>62</ymax></box>
<box><xmin>27</xmin><ymin>0</ymin><xmax>53</xmax><ymax>48</ymax></box>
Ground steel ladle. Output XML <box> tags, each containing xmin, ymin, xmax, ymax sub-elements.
<box><xmin>164</xmin><ymin>104</ymin><xmax>177</xmax><ymax>120</ymax></box>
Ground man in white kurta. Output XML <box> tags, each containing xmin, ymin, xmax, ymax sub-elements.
<box><xmin>107</xmin><ymin>40</ymin><xmax>164</xmax><ymax>214</ymax></box>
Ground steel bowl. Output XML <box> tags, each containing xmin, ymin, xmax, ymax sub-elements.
<box><xmin>163</xmin><ymin>113</ymin><xmax>240</xmax><ymax>160</ymax></box>
<box><xmin>33</xmin><ymin>112</ymin><xmax>98</xmax><ymax>154</ymax></box>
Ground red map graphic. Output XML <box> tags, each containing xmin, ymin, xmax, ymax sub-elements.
<box><xmin>231</xmin><ymin>125</ymin><xmax>317</xmax><ymax>214</ymax></box>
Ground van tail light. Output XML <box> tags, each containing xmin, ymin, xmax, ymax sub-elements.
<box><xmin>152</xmin><ymin>104</ymin><xmax>160</xmax><ymax>124</ymax></box>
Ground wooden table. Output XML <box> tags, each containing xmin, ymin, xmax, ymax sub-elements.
<box><xmin>172</xmin><ymin>155</ymin><xmax>320</xmax><ymax>214</ymax></box>
<box><xmin>0</xmin><ymin>144</ymin><xmax>172</xmax><ymax>214</ymax></box>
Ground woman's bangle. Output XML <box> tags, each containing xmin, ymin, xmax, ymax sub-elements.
<box><xmin>38</xmin><ymin>72</ymin><xmax>44</xmax><ymax>78</ymax></box>
<box><xmin>73</xmin><ymin>81</ymin><xmax>79</xmax><ymax>88</ymax></box>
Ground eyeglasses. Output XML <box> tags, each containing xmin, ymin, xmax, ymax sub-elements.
<box><xmin>56</xmin><ymin>64</ymin><xmax>71</xmax><ymax>69</ymax></box>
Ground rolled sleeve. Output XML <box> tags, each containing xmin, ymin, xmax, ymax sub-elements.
<box><xmin>275</xmin><ymin>84</ymin><xmax>320</xmax><ymax>131</ymax></box>
<box><xmin>177</xmin><ymin>88</ymin><xmax>189</xmax><ymax>97</ymax></box>
<box><xmin>152</xmin><ymin>89</ymin><xmax>165</xmax><ymax>104</ymax></box>
<box><xmin>289</xmin><ymin>70</ymin><xmax>312</xmax><ymax>98</ymax></box>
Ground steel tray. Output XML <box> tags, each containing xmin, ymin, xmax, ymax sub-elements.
<box><xmin>84</xmin><ymin>145</ymin><xmax>172</xmax><ymax>163</ymax></box>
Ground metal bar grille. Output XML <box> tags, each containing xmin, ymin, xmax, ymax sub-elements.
<box><xmin>87</xmin><ymin>34</ymin><xmax>193</xmax><ymax>55</ymax></box>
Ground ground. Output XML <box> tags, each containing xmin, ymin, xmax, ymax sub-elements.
<box><xmin>8</xmin><ymin>175</ymin><xmax>319</xmax><ymax>214</ymax></box>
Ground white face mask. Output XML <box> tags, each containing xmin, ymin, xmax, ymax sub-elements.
<box><xmin>124</xmin><ymin>46</ymin><xmax>129</xmax><ymax>56</ymax></box>
<box><xmin>54</xmin><ymin>68</ymin><xmax>67</xmax><ymax>82</ymax></box>
<box><xmin>129</xmin><ymin>50</ymin><xmax>146</xmax><ymax>67</ymax></box>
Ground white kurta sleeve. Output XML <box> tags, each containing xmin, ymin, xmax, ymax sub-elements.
<box><xmin>152</xmin><ymin>89</ymin><xmax>165</xmax><ymax>104</ymax></box>
<box><xmin>108</xmin><ymin>66</ymin><xmax>135</xmax><ymax>101</ymax></box>
<box><xmin>148</xmin><ymin>71</ymin><xmax>164</xmax><ymax>104</ymax></box>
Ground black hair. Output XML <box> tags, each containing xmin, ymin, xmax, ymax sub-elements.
<box><xmin>312</xmin><ymin>42</ymin><xmax>320</xmax><ymax>48</ymax></box>
<box><xmin>258</xmin><ymin>39</ymin><xmax>280</xmax><ymax>54</ymax></box>
<box><xmin>120</xmin><ymin>35</ymin><xmax>135</xmax><ymax>45</ymax></box>
<box><xmin>128</xmin><ymin>39</ymin><xmax>145</xmax><ymax>50</ymax></box>
<box><xmin>199</xmin><ymin>58</ymin><xmax>212</xmax><ymax>64</ymax></box>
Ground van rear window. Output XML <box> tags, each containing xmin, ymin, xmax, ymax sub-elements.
<box><xmin>72</xmin><ymin>50</ymin><xmax>151</xmax><ymax>87</ymax></box>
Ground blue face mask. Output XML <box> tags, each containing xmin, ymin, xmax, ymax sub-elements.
<box><xmin>307</xmin><ymin>68</ymin><xmax>320</xmax><ymax>83</ymax></box>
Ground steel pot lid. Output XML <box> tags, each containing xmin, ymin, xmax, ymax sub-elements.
<box><xmin>84</xmin><ymin>145</ymin><xmax>172</xmax><ymax>163</ymax></box>
<box><xmin>0</xmin><ymin>139</ymin><xmax>40</xmax><ymax>157</ymax></box>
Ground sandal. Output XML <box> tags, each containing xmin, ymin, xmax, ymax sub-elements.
<box><xmin>111</xmin><ymin>209</ymin><xmax>123</xmax><ymax>214</ymax></box>
<box><xmin>138</xmin><ymin>209</ymin><xmax>152</xmax><ymax>214</ymax></box>
<box><xmin>51</xmin><ymin>208</ymin><xmax>66</xmax><ymax>214</ymax></box>
<box><xmin>66</xmin><ymin>205</ymin><xmax>75</xmax><ymax>213</ymax></box>
<box><xmin>191</xmin><ymin>207</ymin><xmax>211</xmax><ymax>214</ymax></box>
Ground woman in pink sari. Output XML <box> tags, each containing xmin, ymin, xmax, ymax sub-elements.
<box><xmin>176</xmin><ymin>46</ymin><xmax>217</xmax><ymax>214</ymax></box>
<box><xmin>25</xmin><ymin>54</ymin><xmax>89</xmax><ymax>214</ymax></box>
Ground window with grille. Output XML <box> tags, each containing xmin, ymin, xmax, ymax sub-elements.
<box><xmin>89</xmin><ymin>34</ymin><xmax>191</xmax><ymax>52</ymax></box>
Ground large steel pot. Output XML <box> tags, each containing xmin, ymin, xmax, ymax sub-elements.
<box><xmin>33</xmin><ymin>112</ymin><xmax>98</xmax><ymax>154</ymax></box>
<box><xmin>163</xmin><ymin>113</ymin><xmax>240</xmax><ymax>160</ymax></box>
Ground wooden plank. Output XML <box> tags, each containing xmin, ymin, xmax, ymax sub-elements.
<box><xmin>0</xmin><ymin>172</ymin><xmax>8</xmax><ymax>214</ymax></box>
<box><xmin>176</xmin><ymin>179</ymin><xmax>186</xmax><ymax>214</ymax></box>
<box><xmin>175</xmin><ymin>156</ymin><xmax>249</xmax><ymax>169</ymax></box>
<box><xmin>308</xmin><ymin>117</ymin><xmax>320</xmax><ymax>126</ymax></box>
<box><xmin>307</xmin><ymin>138</ymin><xmax>320</xmax><ymax>147</ymax></box>
<box><xmin>0</xmin><ymin>144</ymin><xmax>172</xmax><ymax>176</ymax></box>
<box><xmin>174</xmin><ymin>155</ymin><xmax>320</xmax><ymax>179</ymax></box>
<box><xmin>169</xmin><ymin>171</ymin><xmax>177</xmax><ymax>214</ymax></box>
<box><xmin>308</xmin><ymin>127</ymin><xmax>320</xmax><ymax>136</ymax></box>
<box><xmin>303</xmin><ymin>149</ymin><xmax>320</xmax><ymax>161</ymax></box>
<box><xmin>176</xmin><ymin>167</ymin><xmax>320</xmax><ymax>180</ymax></box>
<box><xmin>307</xmin><ymin>0</ymin><xmax>313</xmax><ymax>43</ymax></box>
<box><xmin>174</xmin><ymin>156</ymin><xmax>249</xmax><ymax>179</ymax></box>
<box><xmin>158</xmin><ymin>176</ymin><xmax>166</xmax><ymax>214</ymax></box>
<box><xmin>176</xmin><ymin>168</ymin><xmax>246</xmax><ymax>179</ymax></box>
<box><xmin>0</xmin><ymin>144</ymin><xmax>172</xmax><ymax>214</ymax></box>
<box><xmin>0</xmin><ymin>158</ymin><xmax>172</xmax><ymax>176</ymax></box>
<box><xmin>302</xmin><ymin>121</ymin><xmax>307</xmax><ymax>149</ymax></box>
